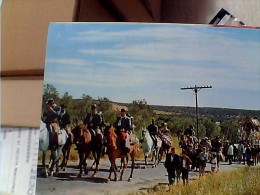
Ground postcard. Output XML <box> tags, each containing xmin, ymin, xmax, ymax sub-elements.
<box><xmin>36</xmin><ymin>23</ymin><xmax>260</xmax><ymax>195</ymax></box>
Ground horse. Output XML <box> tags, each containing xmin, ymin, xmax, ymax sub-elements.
<box><xmin>106</xmin><ymin>127</ymin><xmax>138</xmax><ymax>182</ymax></box>
<box><xmin>39</xmin><ymin>120</ymin><xmax>68</xmax><ymax>177</ymax></box>
<box><xmin>60</xmin><ymin>130</ymin><xmax>74</xmax><ymax>171</ymax></box>
<box><xmin>88</xmin><ymin>127</ymin><xmax>104</xmax><ymax>177</ymax></box>
<box><xmin>74</xmin><ymin>124</ymin><xmax>93</xmax><ymax>178</ymax></box>
<box><xmin>140</xmin><ymin>128</ymin><xmax>162</xmax><ymax>167</ymax></box>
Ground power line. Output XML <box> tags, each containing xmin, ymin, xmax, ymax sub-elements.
<box><xmin>181</xmin><ymin>85</ymin><xmax>212</xmax><ymax>141</ymax></box>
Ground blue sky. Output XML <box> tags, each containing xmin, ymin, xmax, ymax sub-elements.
<box><xmin>44</xmin><ymin>23</ymin><xmax>260</xmax><ymax>110</ymax></box>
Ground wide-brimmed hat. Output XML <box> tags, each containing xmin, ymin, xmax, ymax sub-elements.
<box><xmin>91</xmin><ymin>104</ymin><xmax>97</xmax><ymax>109</ymax></box>
<box><xmin>46</xmin><ymin>98</ymin><xmax>54</xmax><ymax>105</ymax></box>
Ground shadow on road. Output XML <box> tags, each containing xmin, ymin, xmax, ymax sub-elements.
<box><xmin>56</xmin><ymin>174</ymin><xmax>107</xmax><ymax>183</ymax></box>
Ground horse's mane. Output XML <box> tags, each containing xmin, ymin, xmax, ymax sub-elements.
<box><xmin>107</xmin><ymin>127</ymin><xmax>117</xmax><ymax>148</ymax></box>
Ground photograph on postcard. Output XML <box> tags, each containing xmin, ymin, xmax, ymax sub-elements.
<box><xmin>36</xmin><ymin>23</ymin><xmax>260</xmax><ymax>195</ymax></box>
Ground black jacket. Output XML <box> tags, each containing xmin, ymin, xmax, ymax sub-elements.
<box><xmin>164</xmin><ymin>154</ymin><xmax>181</xmax><ymax>172</ymax></box>
<box><xmin>84</xmin><ymin>113</ymin><xmax>103</xmax><ymax>130</ymax></box>
<box><xmin>58</xmin><ymin>112</ymin><xmax>71</xmax><ymax>129</ymax></box>
<box><xmin>114</xmin><ymin>116</ymin><xmax>131</xmax><ymax>133</ymax></box>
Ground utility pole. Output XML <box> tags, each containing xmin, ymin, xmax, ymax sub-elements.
<box><xmin>181</xmin><ymin>85</ymin><xmax>212</xmax><ymax>141</ymax></box>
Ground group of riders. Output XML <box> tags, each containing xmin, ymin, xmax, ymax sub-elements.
<box><xmin>43</xmin><ymin>98</ymin><xmax>173</xmax><ymax>156</ymax></box>
<box><xmin>42</xmin><ymin>97</ymin><xmax>260</xmax><ymax>185</ymax></box>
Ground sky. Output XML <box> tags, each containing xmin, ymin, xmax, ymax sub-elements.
<box><xmin>44</xmin><ymin>23</ymin><xmax>260</xmax><ymax>110</ymax></box>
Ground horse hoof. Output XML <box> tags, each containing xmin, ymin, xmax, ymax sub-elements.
<box><xmin>119</xmin><ymin>177</ymin><xmax>123</xmax><ymax>181</ymax></box>
<box><xmin>63</xmin><ymin>167</ymin><xmax>66</xmax><ymax>171</ymax></box>
<box><xmin>49</xmin><ymin>171</ymin><xmax>54</xmax><ymax>177</ymax></box>
<box><xmin>77</xmin><ymin>174</ymin><xmax>81</xmax><ymax>178</ymax></box>
<box><xmin>128</xmin><ymin>178</ymin><xmax>132</xmax><ymax>182</ymax></box>
<box><xmin>92</xmin><ymin>173</ymin><xmax>96</xmax><ymax>178</ymax></box>
<box><xmin>106</xmin><ymin>179</ymin><xmax>110</xmax><ymax>183</ymax></box>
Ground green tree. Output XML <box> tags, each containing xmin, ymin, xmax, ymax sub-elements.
<box><xmin>96</xmin><ymin>97</ymin><xmax>117</xmax><ymax>126</ymax></box>
<box><xmin>71</xmin><ymin>94</ymin><xmax>93</xmax><ymax>125</ymax></box>
<box><xmin>128</xmin><ymin>99</ymin><xmax>154</xmax><ymax>130</ymax></box>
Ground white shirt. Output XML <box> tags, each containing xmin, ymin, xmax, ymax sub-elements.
<box><xmin>227</xmin><ymin>145</ymin><xmax>234</xmax><ymax>155</ymax></box>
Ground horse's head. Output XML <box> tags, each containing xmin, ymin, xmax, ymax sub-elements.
<box><xmin>140</xmin><ymin>128</ymin><xmax>149</xmax><ymax>140</ymax></box>
<box><xmin>72</xmin><ymin>124</ymin><xmax>91</xmax><ymax>144</ymax></box>
<box><xmin>106</xmin><ymin>127</ymin><xmax>117</xmax><ymax>149</ymax></box>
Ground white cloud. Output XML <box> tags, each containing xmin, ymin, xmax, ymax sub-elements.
<box><xmin>46</xmin><ymin>58</ymin><xmax>87</xmax><ymax>66</ymax></box>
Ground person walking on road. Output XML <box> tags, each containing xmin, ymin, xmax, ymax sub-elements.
<box><xmin>164</xmin><ymin>147</ymin><xmax>181</xmax><ymax>186</ymax></box>
<box><xmin>227</xmin><ymin>143</ymin><xmax>234</xmax><ymax>165</ymax></box>
<box><xmin>199</xmin><ymin>147</ymin><xmax>208</xmax><ymax>177</ymax></box>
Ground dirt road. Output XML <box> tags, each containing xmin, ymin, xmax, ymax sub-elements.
<box><xmin>35</xmin><ymin>159</ymin><xmax>242</xmax><ymax>195</ymax></box>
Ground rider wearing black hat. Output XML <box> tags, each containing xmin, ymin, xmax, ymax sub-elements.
<box><xmin>114</xmin><ymin>108</ymin><xmax>131</xmax><ymax>154</ymax></box>
<box><xmin>84</xmin><ymin>104</ymin><xmax>104</xmax><ymax>135</ymax></box>
<box><xmin>43</xmin><ymin>98</ymin><xmax>61</xmax><ymax>148</ymax></box>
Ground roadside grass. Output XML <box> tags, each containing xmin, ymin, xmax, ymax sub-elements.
<box><xmin>144</xmin><ymin>166</ymin><xmax>260</xmax><ymax>195</ymax></box>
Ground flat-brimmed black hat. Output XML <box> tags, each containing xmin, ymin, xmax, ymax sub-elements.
<box><xmin>46</xmin><ymin>98</ymin><xmax>54</xmax><ymax>105</ymax></box>
<box><xmin>91</xmin><ymin>104</ymin><xmax>97</xmax><ymax>109</ymax></box>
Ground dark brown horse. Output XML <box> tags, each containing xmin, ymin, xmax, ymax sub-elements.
<box><xmin>73</xmin><ymin>124</ymin><xmax>104</xmax><ymax>177</ymax></box>
<box><xmin>60</xmin><ymin>130</ymin><xmax>74</xmax><ymax>171</ymax></box>
<box><xmin>74</xmin><ymin>124</ymin><xmax>92</xmax><ymax>177</ymax></box>
<box><xmin>106</xmin><ymin>127</ymin><xmax>138</xmax><ymax>182</ymax></box>
<box><xmin>158</xmin><ymin>141</ymin><xmax>171</xmax><ymax>162</ymax></box>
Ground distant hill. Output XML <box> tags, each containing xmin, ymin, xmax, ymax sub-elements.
<box><xmin>111</xmin><ymin>101</ymin><xmax>260</xmax><ymax>121</ymax></box>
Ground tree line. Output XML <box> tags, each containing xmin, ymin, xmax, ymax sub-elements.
<box><xmin>42</xmin><ymin>84</ymin><xmax>248</xmax><ymax>142</ymax></box>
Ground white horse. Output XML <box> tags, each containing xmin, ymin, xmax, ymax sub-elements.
<box><xmin>39</xmin><ymin>120</ymin><xmax>68</xmax><ymax>177</ymax></box>
<box><xmin>140</xmin><ymin>128</ymin><xmax>162</xmax><ymax>167</ymax></box>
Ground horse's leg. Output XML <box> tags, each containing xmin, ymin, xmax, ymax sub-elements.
<box><xmin>42</xmin><ymin>151</ymin><xmax>48</xmax><ymax>177</ymax></box>
<box><xmin>49</xmin><ymin>149</ymin><xmax>56</xmax><ymax>176</ymax></box>
<box><xmin>145</xmin><ymin>155</ymin><xmax>148</xmax><ymax>165</ymax></box>
<box><xmin>54</xmin><ymin>147</ymin><xmax>62</xmax><ymax>176</ymax></box>
<box><xmin>119</xmin><ymin>157</ymin><xmax>127</xmax><ymax>181</ymax></box>
<box><xmin>108</xmin><ymin>161</ymin><xmax>113</xmax><ymax>182</ymax></box>
<box><xmin>158</xmin><ymin>148</ymin><xmax>163</xmax><ymax>164</ymax></box>
<box><xmin>64</xmin><ymin>146</ymin><xmax>71</xmax><ymax>171</ymax></box>
<box><xmin>84</xmin><ymin>149</ymin><xmax>91</xmax><ymax>175</ymax></box>
<box><xmin>61</xmin><ymin>147</ymin><xmax>66</xmax><ymax>169</ymax></box>
<box><xmin>91</xmin><ymin>149</ymin><xmax>97</xmax><ymax>170</ymax></box>
<box><xmin>77</xmin><ymin>150</ymin><xmax>83</xmax><ymax>178</ymax></box>
<box><xmin>92</xmin><ymin>148</ymin><xmax>101</xmax><ymax>177</ymax></box>
<box><xmin>128</xmin><ymin>155</ymin><xmax>135</xmax><ymax>182</ymax></box>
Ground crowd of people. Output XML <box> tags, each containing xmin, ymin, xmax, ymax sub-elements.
<box><xmin>164</xmin><ymin>126</ymin><xmax>260</xmax><ymax>187</ymax></box>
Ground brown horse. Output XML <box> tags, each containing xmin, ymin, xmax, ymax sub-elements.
<box><xmin>74</xmin><ymin>124</ymin><xmax>93</xmax><ymax>178</ymax></box>
<box><xmin>106</xmin><ymin>127</ymin><xmax>138</xmax><ymax>182</ymax></box>
<box><xmin>158</xmin><ymin>141</ymin><xmax>171</xmax><ymax>162</ymax></box>
<box><xmin>60</xmin><ymin>131</ymin><xmax>74</xmax><ymax>171</ymax></box>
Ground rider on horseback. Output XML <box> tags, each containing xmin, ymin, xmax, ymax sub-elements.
<box><xmin>43</xmin><ymin>98</ymin><xmax>61</xmax><ymax>148</ymax></box>
<box><xmin>114</xmin><ymin>108</ymin><xmax>132</xmax><ymax>154</ymax></box>
<box><xmin>58</xmin><ymin>104</ymin><xmax>73</xmax><ymax>142</ymax></box>
<box><xmin>159</xmin><ymin>122</ymin><xmax>173</xmax><ymax>148</ymax></box>
<box><xmin>147</xmin><ymin>118</ymin><xmax>159</xmax><ymax>148</ymax></box>
<box><xmin>58</xmin><ymin>104</ymin><xmax>71</xmax><ymax>131</ymax></box>
<box><xmin>83</xmin><ymin>104</ymin><xmax>104</xmax><ymax>140</ymax></box>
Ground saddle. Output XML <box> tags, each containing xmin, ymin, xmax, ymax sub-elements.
<box><xmin>47</xmin><ymin>123</ymin><xmax>60</xmax><ymax>149</ymax></box>
<box><xmin>116</xmin><ymin>131</ymin><xmax>130</xmax><ymax>154</ymax></box>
